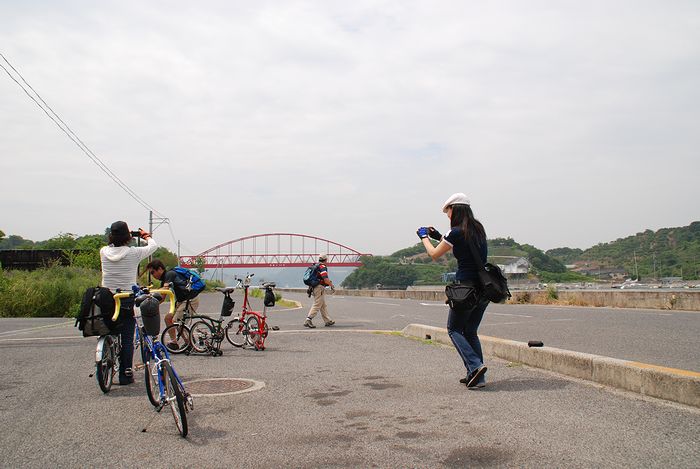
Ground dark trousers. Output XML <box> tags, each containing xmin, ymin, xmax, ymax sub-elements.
<box><xmin>446</xmin><ymin>299</ymin><xmax>488</xmax><ymax>374</ymax></box>
<box><xmin>118</xmin><ymin>298</ymin><xmax>135</xmax><ymax>379</ymax></box>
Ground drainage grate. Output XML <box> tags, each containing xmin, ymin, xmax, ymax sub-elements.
<box><xmin>185</xmin><ymin>378</ymin><xmax>264</xmax><ymax>397</ymax></box>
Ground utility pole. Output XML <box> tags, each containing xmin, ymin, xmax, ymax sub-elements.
<box><xmin>633</xmin><ymin>251</ymin><xmax>639</xmax><ymax>280</ymax></box>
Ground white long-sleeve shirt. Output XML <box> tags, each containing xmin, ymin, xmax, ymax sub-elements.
<box><xmin>100</xmin><ymin>238</ymin><xmax>158</xmax><ymax>292</ymax></box>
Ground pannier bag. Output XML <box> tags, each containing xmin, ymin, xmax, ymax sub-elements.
<box><xmin>221</xmin><ymin>295</ymin><xmax>235</xmax><ymax>317</ymax></box>
<box><xmin>264</xmin><ymin>287</ymin><xmax>276</xmax><ymax>307</ymax></box>
<box><xmin>445</xmin><ymin>283</ymin><xmax>481</xmax><ymax>314</ymax></box>
<box><xmin>137</xmin><ymin>293</ymin><xmax>161</xmax><ymax>336</ymax></box>
<box><xmin>76</xmin><ymin>286</ymin><xmax>117</xmax><ymax>337</ymax></box>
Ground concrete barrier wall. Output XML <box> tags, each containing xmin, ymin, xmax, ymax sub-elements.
<box><xmin>402</xmin><ymin>324</ymin><xmax>700</xmax><ymax>408</ymax></box>
<box><xmin>279</xmin><ymin>288</ymin><xmax>700</xmax><ymax>311</ymax></box>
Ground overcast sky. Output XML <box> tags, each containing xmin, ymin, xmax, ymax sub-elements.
<box><xmin>1</xmin><ymin>0</ymin><xmax>698</xmax><ymax>256</ymax></box>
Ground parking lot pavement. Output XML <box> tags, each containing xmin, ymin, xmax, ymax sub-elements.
<box><xmin>0</xmin><ymin>319</ymin><xmax>698</xmax><ymax>468</ymax></box>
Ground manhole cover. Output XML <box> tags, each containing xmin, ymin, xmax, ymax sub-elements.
<box><xmin>185</xmin><ymin>378</ymin><xmax>265</xmax><ymax>397</ymax></box>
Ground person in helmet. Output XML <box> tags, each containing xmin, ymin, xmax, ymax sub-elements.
<box><xmin>303</xmin><ymin>254</ymin><xmax>336</xmax><ymax>328</ymax></box>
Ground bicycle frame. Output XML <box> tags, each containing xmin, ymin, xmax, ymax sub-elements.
<box><xmin>115</xmin><ymin>288</ymin><xmax>191</xmax><ymax>437</ymax></box>
<box><xmin>235</xmin><ymin>275</ymin><xmax>270</xmax><ymax>351</ymax></box>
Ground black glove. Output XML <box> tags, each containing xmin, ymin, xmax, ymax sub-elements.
<box><xmin>428</xmin><ymin>227</ymin><xmax>442</xmax><ymax>241</ymax></box>
<box><xmin>307</xmin><ymin>286</ymin><xmax>313</xmax><ymax>297</ymax></box>
<box><xmin>416</xmin><ymin>227</ymin><xmax>429</xmax><ymax>239</ymax></box>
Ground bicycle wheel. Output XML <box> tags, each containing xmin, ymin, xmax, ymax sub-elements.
<box><xmin>163</xmin><ymin>361</ymin><xmax>188</xmax><ymax>437</ymax></box>
<box><xmin>246</xmin><ymin>316</ymin><xmax>264</xmax><ymax>350</ymax></box>
<box><xmin>96</xmin><ymin>336</ymin><xmax>115</xmax><ymax>393</ymax></box>
<box><xmin>161</xmin><ymin>323</ymin><xmax>191</xmax><ymax>354</ymax></box>
<box><xmin>144</xmin><ymin>359</ymin><xmax>161</xmax><ymax>407</ymax></box>
<box><xmin>225</xmin><ymin>317</ymin><xmax>248</xmax><ymax>347</ymax></box>
<box><xmin>190</xmin><ymin>321</ymin><xmax>213</xmax><ymax>354</ymax></box>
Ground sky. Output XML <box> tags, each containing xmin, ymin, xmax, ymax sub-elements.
<box><xmin>1</xmin><ymin>0</ymin><xmax>699</xmax><ymax>256</ymax></box>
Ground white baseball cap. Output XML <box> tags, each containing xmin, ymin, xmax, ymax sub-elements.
<box><xmin>442</xmin><ymin>193</ymin><xmax>470</xmax><ymax>213</ymax></box>
<box><xmin>319</xmin><ymin>254</ymin><xmax>328</xmax><ymax>262</ymax></box>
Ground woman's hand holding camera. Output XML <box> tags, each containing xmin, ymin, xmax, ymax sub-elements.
<box><xmin>428</xmin><ymin>227</ymin><xmax>442</xmax><ymax>241</ymax></box>
<box><xmin>131</xmin><ymin>228</ymin><xmax>151</xmax><ymax>240</ymax></box>
<box><xmin>416</xmin><ymin>227</ymin><xmax>429</xmax><ymax>239</ymax></box>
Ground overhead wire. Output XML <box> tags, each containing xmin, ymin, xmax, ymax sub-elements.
<box><xmin>0</xmin><ymin>52</ymin><xmax>165</xmax><ymax>218</ymax></box>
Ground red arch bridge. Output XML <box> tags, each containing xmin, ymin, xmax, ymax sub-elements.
<box><xmin>178</xmin><ymin>233</ymin><xmax>371</xmax><ymax>269</ymax></box>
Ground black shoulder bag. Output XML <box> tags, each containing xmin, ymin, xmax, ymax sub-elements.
<box><xmin>444</xmin><ymin>282</ymin><xmax>481</xmax><ymax>314</ymax></box>
<box><xmin>467</xmin><ymin>239</ymin><xmax>512</xmax><ymax>304</ymax></box>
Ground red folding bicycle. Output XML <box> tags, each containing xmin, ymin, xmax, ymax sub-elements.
<box><xmin>224</xmin><ymin>273</ymin><xmax>275</xmax><ymax>351</ymax></box>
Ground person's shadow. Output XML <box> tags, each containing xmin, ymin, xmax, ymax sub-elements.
<box><xmin>477</xmin><ymin>376</ymin><xmax>570</xmax><ymax>393</ymax></box>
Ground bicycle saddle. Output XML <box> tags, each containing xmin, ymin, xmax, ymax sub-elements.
<box><xmin>215</xmin><ymin>287</ymin><xmax>236</xmax><ymax>294</ymax></box>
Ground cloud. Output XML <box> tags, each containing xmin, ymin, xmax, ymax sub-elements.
<box><xmin>1</xmin><ymin>1</ymin><xmax>698</xmax><ymax>255</ymax></box>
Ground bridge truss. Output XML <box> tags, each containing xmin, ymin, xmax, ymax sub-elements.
<box><xmin>179</xmin><ymin>233</ymin><xmax>371</xmax><ymax>268</ymax></box>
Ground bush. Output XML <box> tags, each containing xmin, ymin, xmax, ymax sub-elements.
<box><xmin>547</xmin><ymin>286</ymin><xmax>559</xmax><ymax>300</ymax></box>
<box><xmin>249</xmin><ymin>287</ymin><xmax>282</xmax><ymax>302</ymax></box>
<box><xmin>0</xmin><ymin>265</ymin><xmax>101</xmax><ymax>318</ymax></box>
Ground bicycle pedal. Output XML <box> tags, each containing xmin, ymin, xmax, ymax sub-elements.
<box><xmin>133</xmin><ymin>364</ymin><xmax>145</xmax><ymax>371</ymax></box>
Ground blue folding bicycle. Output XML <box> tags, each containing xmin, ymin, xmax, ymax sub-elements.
<box><xmin>114</xmin><ymin>286</ymin><xmax>193</xmax><ymax>438</ymax></box>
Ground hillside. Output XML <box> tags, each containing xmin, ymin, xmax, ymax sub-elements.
<box><xmin>342</xmin><ymin>237</ymin><xmax>571</xmax><ymax>288</ymax></box>
<box><xmin>547</xmin><ymin>222</ymin><xmax>700</xmax><ymax>280</ymax></box>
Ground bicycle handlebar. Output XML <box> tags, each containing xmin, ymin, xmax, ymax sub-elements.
<box><xmin>112</xmin><ymin>288</ymin><xmax>176</xmax><ymax>321</ymax></box>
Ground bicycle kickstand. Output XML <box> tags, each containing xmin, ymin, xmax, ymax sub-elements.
<box><xmin>140</xmin><ymin>404</ymin><xmax>165</xmax><ymax>433</ymax></box>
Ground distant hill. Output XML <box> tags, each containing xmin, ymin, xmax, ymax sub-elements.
<box><xmin>547</xmin><ymin>222</ymin><xmax>700</xmax><ymax>280</ymax></box>
<box><xmin>342</xmin><ymin>237</ymin><xmax>571</xmax><ymax>288</ymax></box>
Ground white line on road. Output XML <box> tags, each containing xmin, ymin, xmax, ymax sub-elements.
<box><xmin>367</xmin><ymin>301</ymin><xmax>400</xmax><ymax>307</ymax></box>
<box><xmin>0</xmin><ymin>335</ymin><xmax>80</xmax><ymax>342</ymax></box>
<box><xmin>490</xmin><ymin>312</ymin><xmax>533</xmax><ymax>318</ymax></box>
<box><xmin>419</xmin><ymin>303</ymin><xmax>445</xmax><ymax>307</ymax></box>
<box><xmin>0</xmin><ymin>321</ymin><xmax>73</xmax><ymax>337</ymax></box>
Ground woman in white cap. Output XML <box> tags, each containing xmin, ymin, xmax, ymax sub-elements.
<box><xmin>417</xmin><ymin>193</ymin><xmax>489</xmax><ymax>388</ymax></box>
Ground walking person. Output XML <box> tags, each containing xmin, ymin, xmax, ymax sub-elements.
<box><xmin>303</xmin><ymin>254</ymin><xmax>336</xmax><ymax>328</ymax></box>
<box><xmin>100</xmin><ymin>221</ymin><xmax>158</xmax><ymax>385</ymax></box>
<box><xmin>417</xmin><ymin>193</ymin><xmax>489</xmax><ymax>388</ymax></box>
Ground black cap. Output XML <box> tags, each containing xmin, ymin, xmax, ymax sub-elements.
<box><xmin>110</xmin><ymin>221</ymin><xmax>130</xmax><ymax>237</ymax></box>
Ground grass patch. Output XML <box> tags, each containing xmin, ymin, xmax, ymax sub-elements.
<box><xmin>0</xmin><ymin>265</ymin><xmax>100</xmax><ymax>318</ymax></box>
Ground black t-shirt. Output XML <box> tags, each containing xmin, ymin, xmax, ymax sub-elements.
<box><xmin>443</xmin><ymin>227</ymin><xmax>487</xmax><ymax>282</ymax></box>
<box><xmin>161</xmin><ymin>269</ymin><xmax>192</xmax><ymax>302</ymax></box>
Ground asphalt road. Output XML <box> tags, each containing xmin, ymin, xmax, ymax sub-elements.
<box><xmin>268</xmin><ymin>291</ymin><xmax>700</xmax><ymax>372</ymax></box>
<box><xmin>0</xmin><ymin>294</ymin><xmax>698</xmax><ymax>468</ymax></box>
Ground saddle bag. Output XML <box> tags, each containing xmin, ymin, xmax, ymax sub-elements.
<box><xmin>76</xmin><ymin>287</ymin><xmax>116</xmax><ymax>337</ymax></box>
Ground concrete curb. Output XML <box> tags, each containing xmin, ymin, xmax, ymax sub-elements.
<box><xmin>402</xmin><ymin>323</ymin><xmax>700</xmax><ymax>408</ymax></box>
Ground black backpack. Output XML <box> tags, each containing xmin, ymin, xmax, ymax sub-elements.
<box><xmin>75</xmin><ymin>286</ymin><xmax>119</xmax><ymax>337</ymax></box>
<box><xmin>467</xmin><ymin>239</ymin><xmax>511</xmax><ymax>304</ymax></box>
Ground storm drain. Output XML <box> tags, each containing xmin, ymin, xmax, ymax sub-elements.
<box><xmin>184</xmin><ymin>378</ymin><xmax>265</xmax><ymax>397</ymax></box>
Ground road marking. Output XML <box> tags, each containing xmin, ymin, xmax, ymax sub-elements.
<box><xmin>490</xmin><ymin>312</ymin><xmax>533</xmax><ymax>318</ymax></box>
<box><xmin>0</xmin><ymin>335</ymin><xmax>80</xmax><ymax>343</ymax></box>
<box><xmin>628</xmin><ymin>362</ymin><xmax>700</xmax><ymax>378</ymax></box>
<box><xmin>367</xmin><ymin>301</ymin><xmax>400</xmax><ymax>307</ymax></box>
<box><xmin>0</xmin><ymin>321</ymin><xmax>73</xmax><ymax>337</ymax></box>
<box><xmin>419</xmin><ymin>303</ymin><xmax>444</xmax><ymax>307</ymax></box>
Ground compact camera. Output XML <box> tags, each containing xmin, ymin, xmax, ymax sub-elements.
<box><xmin>130</xmin><ymin>230</ymin><xmax>141</xmax><ymax>237</ymax></box>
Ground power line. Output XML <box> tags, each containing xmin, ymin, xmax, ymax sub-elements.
<box><xmin>0</xmin><ymin>52</ymin><xmax>165</xmax><ymax>218</ymax></box>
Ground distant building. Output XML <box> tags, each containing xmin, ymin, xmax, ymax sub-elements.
<box><xmin>499</xmin><ymin>257</ymin><xmax>530</xmax><ymax>275</ymax></box>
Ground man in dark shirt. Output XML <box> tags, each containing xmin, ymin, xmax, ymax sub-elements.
<box><xmin>146</xmin><ymin>259</ymin><xmax>200</xmax><ymax>347</ymax></box>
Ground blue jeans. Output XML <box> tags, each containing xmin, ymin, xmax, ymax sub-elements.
<box><xmin>118</xmin><ymin>298</ymin><xmax>135</xmax><ymax>380</ymax></box>
<box><xmin>447</xmin><ymin>299</ymin><xmax>488</xmax><ymax>377</ymax></box>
